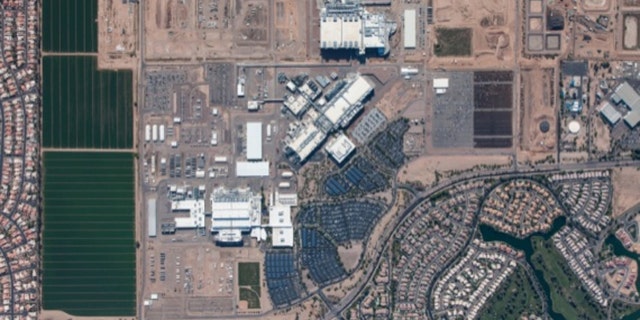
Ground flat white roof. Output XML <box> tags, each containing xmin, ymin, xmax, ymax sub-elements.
<box><xmin>324</xmin><ymin>75</ymin><xmax>373</xmax><ymax>126</ymax></box>
<box><xmin>321</xmin><ymin>16</ymin><xmax>362</xmax><ymax>50</ymax></box>
<box><xmin>286</xmin><ymin>120</ymin><xmax>327</xmax><ymax>161</ymax></box>
<box><xmin>284</xmin><ymin>94</ymin><xmax>309</xmax><ymax>116</ymax></box>
<box><xmin>272</xmin><ymin>227</ymin><xmax>294</xmax><ymax>247</ymax></box>
<box><xmin>246</xmin><ymin>122</ymin><xmax>263</xmax><ymax>160</ymax></box>
<box><xmin>404</xmin><ymin>10</ymin><xmax>416</xmax><ymax>49</ymax></box>
<box><xmin>433</xmin><ymin>78</ymin><xmax>449</xmax><ymax>89</ymax></box>
<box><xmin>269</xmin><ymin>205</ymin><xmax>292</xmax><ymax>228</ymax></box>
<box><xmin>598</xmin><ymin>102</ymin><xmax>622</xmax><ymax>125</ymax></box>
<box><xmin>147</xmin><ymin>199</ymin><xmax>157</xmax><ymax>237</ymax></box>
<box><xmin>211</xmin><ymin>187</ymin><xmax>262</xmax><ymax>232</ymax></box>
<box><xmin>171</xmin><ymin>199</ymin><xmax>206</xmax><ymax>229</ymax></box>
<box><xmin>236</xmin><ymin>161</ymin><xmax>270</xmax><ymax>177</ymax></box>
<box><xmin>325</xmin><ymin>133</ymin><xmax>356</xmax><ymax>163</ymax></box>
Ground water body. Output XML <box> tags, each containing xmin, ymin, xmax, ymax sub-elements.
<box><xmin>480</xmin><ymin>217</ymin><xmax>566</xmax><ymax>320</ymax></box>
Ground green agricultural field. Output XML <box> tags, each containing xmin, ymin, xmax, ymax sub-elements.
<box><xmin>530</xmin><ymin>236</ymin><xmax>607</xmax><ymax>319</ymax></box>
<box><xmin>43</xmin><ymin>56</ymin><xmax>133</xmax><ymax>149</ymax></box>
<box><xmin>479</xmin><ymin>266</ymin><xmax>544</xmax><ymax>320</ymax></box>
<box><xmin>42</xmin><ymin>0</ymin><xmax>97</xmax><ymax>52</ymax></box>
<box><xmin>434</xmin><ymin>28</ymin><xmax>472</xmax><ymax>57</ymax></box>
<box><xmin>42</xmin><ymin>152</ymin><xmax>135</xmax><ymax>316</ymax></box>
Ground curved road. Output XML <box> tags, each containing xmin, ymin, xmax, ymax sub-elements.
<box><xmin>323</xmin><ymin>160</ymin><xmax>640</xmax><ymax>319</ymax></box>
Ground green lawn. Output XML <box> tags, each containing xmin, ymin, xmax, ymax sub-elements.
<box><xmin>530</xmin><ymin>236</ymin><xmax>607</xmax><ymax>319</ymax></box>
<box><xmin>238</xmin><ymin>262</ymin><xmax>261</xmax><ymax>295</ymax></box>
<box><xmin>239</xmin><ymin>287</ymin><xmax>261</xmax><ymax>309</ymax></box>
<box><xmin>479</xmin><ymin>266</ymin><xmax>544</xmax><ymax>320</ymax></box>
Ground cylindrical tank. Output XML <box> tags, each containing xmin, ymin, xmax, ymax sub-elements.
<box><xmin>159</xmin><ymin>125</ymin><xmax>165</xmax><ymax>142</ymax></box>
<box><xmin>152</xmin><ymin>124</ymin><xmax>158</xmax><ymax>142</ymax></box>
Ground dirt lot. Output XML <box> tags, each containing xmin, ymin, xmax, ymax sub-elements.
<box><xmin>397</xmin><ymin>154</ymin><xmax>511</xmax><ymax>188</ymax></box>
<box><xmin>519</xmin><ymin>68</ymin><xmax>557</xmax><ymax>158</ymax></box>
<box><xmin>430</xmin><ymin>0</ymin><xmax>516</xmax><ymax>69</ymax></box>
<box><xmin>612</xmin><ymin>167</ymin><xmax>640</xmax><ymax>218</ymax></box>
<box><xmin>98</xmin><ymin>0</ymin><xmax>137</xmax><ymax>70</ymax></box>
<box><xmin>143</xmin><ymin>0</ymin><xmax>271</xmax><ymax>61</ymax></box>
<box><xmin>375</xmin><ymin>80</ymin><xmax>423</xmax><ymax>119</ymax></box>
<box><xmin>338</xmin><ymin>242</ymin><xmax>363</xmax><ymax>272</ymax></box>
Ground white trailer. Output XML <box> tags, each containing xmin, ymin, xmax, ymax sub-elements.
<box><xmin>145</xmin><ymin>125</ymin><xmax>151</xmax><ymax>142</ymax></box>
<box><xmin>152</xmin><ymin>124</ymin><xmax>158</xmax><ymax>142</ymax></box>
<box><xmin>159</xmin><ymin>125</ymin><xmax>165</xmax><ymax>142</ymax></box>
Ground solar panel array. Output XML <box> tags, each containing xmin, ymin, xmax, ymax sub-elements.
<box><xmin>318</xmin><ymin>202</ymin><xmax>384</xmax><ymax>243</ymax></box>
<box><xmin>265</xmin><ymin>252</ymin><xmax>302</xmax><ymax>307</ymax></box>
<box><xmin>300</xmin><ymin>228</ymin><xmax>346</xmax><ymax>285</ymax></box>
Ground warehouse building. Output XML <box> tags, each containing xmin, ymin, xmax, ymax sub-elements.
<box><xmin>613</xmin><ymin>82</ymin><xmax>640</xmax><ymax>128</ymax></box>
<box><xmin>404</xmin><ymin>9</ymin><xmax>416</xmax><ymax>49</ymax></box>
<box><xmin>320</xmin><ymin>2</ymin><xmax>396</xmax><ymax>56</ymax></box>
<box><xmin>236</xmin><ymin>161</ymin><xmax>270</xmax><ymax>177</ymax></box>
<box><xmin>598</xmin><ymin>102</ymin><xmax>622</xmax><ymax>125</ymax></box>
<box><xmin>210</xmin><ymin>187</ymin><xmax>262</xmax><ymax>244</ymax></box>
<box><xmin>246</xmin><ymin>122</ymin><xmax>263</xmax><ymax>160</ymax></box>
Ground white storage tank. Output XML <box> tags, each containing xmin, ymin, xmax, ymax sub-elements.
<box><xmin>145</xmin><ymin>125</ymin><xmax>151</xmax><ymax>142</ymax></box>
<box><xmin>159</xmin><ymin>125</ymin><xmax>165</xmax><ymax>142</ymax></box>
<box><xmin>152</xmin><ymin>124</ymin><xmax>158</xmax><ymax>142</ymax></box>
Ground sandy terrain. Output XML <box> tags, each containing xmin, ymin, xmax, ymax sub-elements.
<box><xmin>40</xmin><ymin>311</ymin><xmax>134</xmax><ymax>320</ymax></box>
<box><xmin>398</xmin><ymin>155</ymin><xmax>511</xmax><ymax>187</ymax></box>
<box><xmin>624</xmin><ymin>16</ymin><xmax>638</xmax><ymax>49</ymax></box>
<box><xmin>583</xmin><ymin>0</ymin><xmax>610</xmax><ymax>11</ymax></box>
<box><xmin>519</xmin><ymin>68</ymin><xmax>556</xmax><ymax>157</ymax></box>
<box><xmin>612</xmin><ymin>167</ymin><xmax>640</xmax><ymax>218</ymax></box>
<box><xmin>97</xmin><ymin>0</ymin><xmax>137</xmax><ymax>70</ymax></box>
<box><xmin>429</xmin><ymin>0</ymin><xmax>516</xmax><ymax>69</ymax></box>
<box><xmin>338</xmin><ymin>242</ymin><xmax>363</xmax><ymax>272</ymax></box>
<box><xmin>375</xmin><ymin>81</ymin><xmax>423</xmax><ymax>119</ymax></box>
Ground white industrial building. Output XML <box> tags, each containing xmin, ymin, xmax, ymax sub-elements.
<box><xmin>269</xmin><ymin>205</ymin><xmax>293</xmax><ymax>247</ymax></box>
<box><xmin>403</xmin><ymin>9</ymin><xmax>416</xmax><ymax>49</ymax></box>
<box><xmin>246</xmin><ymin>122</ymin><xmax>263</xmax><ymax>160</ymax></box>
<box><xmin>433</xmin><ymin>78</ymin><xmax>450</xmax><ymax>94</ymax></box>
<box><xmin>210</xmin><ymin>187</ymin><xmax>262</xmax><ymax>243</ymax></box>
<box><xmin>169</xmin><ymin>185</ymin><xmax>207</xmax><ymax>229</ymax></box>
<box><xmin>284</xmin><ymin>74</ymin><xmax>374</xmax><ymax>163</ymax></box>
<box><xmin>325</xmin><ymin>133</ymin><xmax>356</xmax><ymax>163</ymax></box>
<box><xmin>613</xmin><ymin>82</ymin><xmax>640</xmax><ymax>128</ymax></box>
<box><xmin>285</xmin><ymin>117</ymin><xmax>327</xmax><ymax>163</ymax></box>
<box><xmin>323</xmin><ymin>75</ymin><xmax>375</xmax><ymax>127</ymax></box>
<box><xmin>320</xmin><ymin>2</ymin><xmax>396</xmax><ymax>56</ymax></box>
<box><xmin>236</xmin><ymin>161</ymin><xmax>270</xmax><ymax>177</ymax></box>
<box><xmin>284</xmin><ymin>94</ymin><xmax>310</xmax><ymax>116</ymax></box>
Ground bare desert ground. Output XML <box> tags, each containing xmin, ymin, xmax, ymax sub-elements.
<box><xmin>398</xmin><ymin>155</ymin><xmax>511</xmax><ymax>187</ymax></box>
<box><xmin>612</xmin><ymin>167</ymin><xmax>640</xmax><ymax>218</ymax></box>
